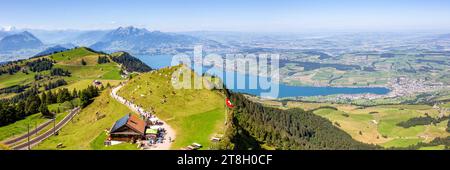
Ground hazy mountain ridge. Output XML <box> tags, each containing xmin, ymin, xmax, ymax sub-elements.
<box><xmin>90</xmin><ymin>26</ymin><xmax>222</xmax><ymax>53</ymax></box>
<box><xmin>68</xmin><ymin>30</ymin><xmax>110</xmax><ymax>46</ymax></box>
<box><xmin>0</xmin><ymin>31</ymin><xmax>10</xmax><ymax>40</ymax></box>
<box><xmin>1</xmin><ymin>26</ymin><xmax>225</xmax><ymax>61</ymax></box>
<box><xmin>0</xmin><ymin>31</ymin><xmax>44</xmax><ymax>52</ymax></box>
<box><xmin>1</xmin><ymin>26</ymin><xmax>449</xmax><ymax>62</ymax></box>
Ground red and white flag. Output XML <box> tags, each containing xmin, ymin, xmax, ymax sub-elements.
<box><xmin>226</xmin><ymin>98</ymin><xmax>234</xmax><ymax>109</ymax></box>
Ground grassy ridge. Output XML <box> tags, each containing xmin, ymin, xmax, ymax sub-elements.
<box><xmin>0</xmin><ymin>47</ymin><xmax>124</xmax><ymax>95</ymax></box>
<box><xmin>118</xmin><ymin>65</ymin><xmax>226</xmax><ymax>149</ymax></box>
<box><xmin>47</xmin><ymin>47</ymin><xmax>98</xmax><ymax>63</ymax></box>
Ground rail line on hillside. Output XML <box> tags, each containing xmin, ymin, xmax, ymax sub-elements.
<box><xmin>3</xmin><ymin>119</ymin><xmax>53</xmax><ymax>146</ymax></box>
<box><xmin>12</xmin><ymin>107</ymin><xmax>81</xmax><ymax>150</ymax></box>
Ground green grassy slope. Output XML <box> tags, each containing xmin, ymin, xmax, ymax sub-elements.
<box><xmin>0</xmin><ymin>47</ymin><xmax>125</xmax><ymax>94</ymax></box>
<box><xmin>34</xmin><ymin>89</ymin><xmax>137</xmax><ymax>150</ymax></box>
<box><xmin>0</xmin><ymin>113</ymin><xmax>49</xmax><ymax>141</ymax></box>
<box><xmin>117</xmin><ymin>65</ymin><xmax>226</xmax><ymax>149</ymax></box>
<box><xmin>0</xmin><ymin>47</ymin><xmax>126</xmax><ymax>142</ymax></box>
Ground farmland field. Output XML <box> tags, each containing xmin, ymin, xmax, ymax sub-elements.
<box><xmin>313</xmin><ymin>104</ymin><xmax>449</xmax><ymax>148</ymax></box>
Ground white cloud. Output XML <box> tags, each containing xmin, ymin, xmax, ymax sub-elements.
<box><xmin>1</xmin><ymin>26</ymin><xmax>16</xmax><ymax>32</ymax></box>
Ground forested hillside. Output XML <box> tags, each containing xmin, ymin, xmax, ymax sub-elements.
<box><xmin>110</xmin><ymin>52</ymin><xmax>152</xmax><ymax>73</ymax></box>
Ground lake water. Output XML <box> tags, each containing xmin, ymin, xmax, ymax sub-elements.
<box><xmin>136</xmin><ymin>55</ymin><xmax>390</xmax><ymax>98</ymax></box>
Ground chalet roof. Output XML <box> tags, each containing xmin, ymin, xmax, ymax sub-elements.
<box><xmin>110</xmin><ymin>114</ymin><xmax>146</xmax><ymax>135</ymax></box>
<box><xmin>111</xmin><ymin>114</ymin><xmax>129</xmax><ymax>132</ymax></box>
<box><xmin>127</xmin><ymin>114</ymin><xmax>146</xmax><ymax>134</ymax></box>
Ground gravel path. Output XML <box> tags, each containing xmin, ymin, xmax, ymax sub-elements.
<box><xmin>111</xmin><ymin>83</ymin><xmax>176</xmax><ymax>150</ymax></box>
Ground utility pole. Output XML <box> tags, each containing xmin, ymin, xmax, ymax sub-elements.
<box><xmin>27</xmin><ymin>124</ymin><xmax>30</xmax><ymax>150</ymax></box>
<box><xmin>53</xmin><ymin>115</ymin><xmax>56</xmax><ymax>136</ymax></box>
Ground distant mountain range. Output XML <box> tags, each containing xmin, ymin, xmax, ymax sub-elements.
<box><xmin>67</xmin><ymin>30</ymin><xmax>109</xmax><ymax>46</ymax></box>
<box><xmin>0</xmin><ymin>31</ymin><xmax>44</xmax><ymax>52</ymax></box>
<box><xmin>90</xmin><ymin>26</ymin><xmax>219</xmax><ymax>53</ymax></box>
<box><xmin>0</xmin><ymin>26</ymin><xmax>225</xmax><ymax>61</ymax></box>
<box><xmin>3</xmin><ymin>26</ymin><xmax>448</xmax><ymax>63</ymax></box>
<box><xmin>0</xmin><ymin>31</ymin><xmax>10</xmax><ymax>40</ymax></box>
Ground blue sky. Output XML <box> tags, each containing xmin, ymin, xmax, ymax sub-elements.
<box><xmin>1</xmin><ymin>0</ymin><xmax>450</xmax><ymax>32</ymax></box>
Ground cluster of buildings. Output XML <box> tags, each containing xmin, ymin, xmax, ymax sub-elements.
<box><xmin>106</xmin><ymin>113</ymin><xmax>167</xmax><ymax>146</ymax></box>
<box><xmin>387</xmin><ymin>77</ymin><xmax>445</xmax><ymax>96</ymax></box>
<box><xmin>335</xmin><ymin>76</ymin><xmax>448</xmax><ymax>100</ymax></box>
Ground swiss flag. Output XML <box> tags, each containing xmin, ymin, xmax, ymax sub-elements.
<box><xmin>225</xmin><ymin>98</ymin><xmax>234</xmax><ymax>109</ymax></box>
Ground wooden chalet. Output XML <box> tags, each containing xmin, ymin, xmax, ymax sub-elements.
<box><xmin>109</xmin><ymin>114</ymin><xmax>147</xmax><ymax>141</ymax></box>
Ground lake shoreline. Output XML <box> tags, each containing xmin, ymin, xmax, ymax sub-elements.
<box><xmin>136</xmin><ymin>54</ymin><xmax>391</xmax><ymax>98</ymax></box>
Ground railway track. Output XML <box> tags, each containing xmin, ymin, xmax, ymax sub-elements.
<box><xmin>3</xmin><ymin>119</ymin><xmax>53</xmax><ymax>146</ymax></box>
<box><xmin>12</xmin><ymin>107</ymin><xmax>81</xmax><ymax>150</ymax></box>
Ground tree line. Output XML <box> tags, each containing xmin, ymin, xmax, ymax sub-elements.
<box><xmin>44</xmin><ymin>79</ymin><xmax>68</xmax><ymax>90</ymax></box>
<box><xmin>447</xmin><ymin>120</ymin><xmax>450</xmax><ymax>133</ymax></box>
<box><xmin>26</xmin><ymin>58</ymin><xmax>55</xmax><ymax>72</ymax></box>
<box><xmin>392</xmin><ymin>136</ymin><xmax>450</xmax><ymax>150</ymax></box>
<box><xmin>97</xmin><ymin>56</ymin><xmax>110</xmax><ymax>64</ymax></box>
<box><xmin>397</xmin><ymin>115</ymin><xmax>450</xmax><ymax>128</ymax></box>
<box><xmin>0</xmin><ymin>60</ymin><xmax>26</xmax><ymax>76</ymax></box>
<box><xmin>0</xmin><ymin>85</ymin><xmax>101</xmax><ymax>126</ymax></box>
<box><xmin>0</xmin><ymin>64</ymin><xmax>21</xmax><ymax>75</ymax></box>
<box><xmin>50</xmin><ymin>68</ymin><xmax>71</xmax><ymax>77</ymax></box>
<box><xmin>0</xmin><ymin>85</ymin><xmax>30</xmax><ymax>94</ymax></box>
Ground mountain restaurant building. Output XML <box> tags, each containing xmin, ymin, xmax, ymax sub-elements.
<box><xmin>109</xmin><ymin>114</ymin><xmax>146</xmax><ymax>142</ymax></box>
